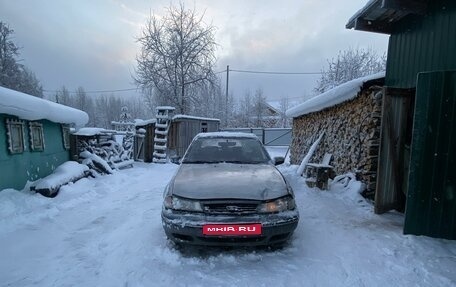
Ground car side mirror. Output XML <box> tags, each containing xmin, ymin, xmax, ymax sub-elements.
<box><xmin>273</xmin><ymin>156</ymin><xmax>285</xmax><ymax>165</ymax></box>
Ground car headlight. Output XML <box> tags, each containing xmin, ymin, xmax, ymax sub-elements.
<box><xmin>257</xmin><ymin>196</ymin><xmax>296</xmax><ymax>213</ymax></box>
<box><xmin>163</xmin><ymin>195</ymin><xmax>203</xmax><ymax>212</ymax></box>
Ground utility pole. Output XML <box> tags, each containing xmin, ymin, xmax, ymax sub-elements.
<box><xmin>225</xmin><ymin>65</ymin><xmax>229</xmax><ymax>126</ymax></box>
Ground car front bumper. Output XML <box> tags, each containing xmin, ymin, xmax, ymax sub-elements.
<box><xmin>161</xmin><ymin>208</ymin><xmax>299</xmax><ymax>246</ymax></box>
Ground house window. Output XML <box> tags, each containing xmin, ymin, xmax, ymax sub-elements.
<box><xmin>29</xmin><ymin>122</ymin><xmax>45</xmax><ymax>151</ymax></box>
<box><xmin>5</xmin><ymin>119</ymin><xmax>25</xmax><ymax>154</ymax></box>
<box><xmin>62</xmin><ymin>125</ymin><xmax>70</xmax><ymax>150</ymax></box>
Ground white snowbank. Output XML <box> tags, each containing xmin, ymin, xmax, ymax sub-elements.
<box><xmin>34</xmin><ymin>161</ymin><xmax>89</xmax><ymax>190</ymax></box>
<box><xmin>0</xmin><ymin>86</ymin><xmax>88</xmax><ymax>127</ymax></box>
<box><xmin>286</xmin><ymin>72</ymin><xmax>385</xmax><ymax>118</ymax></box>
<box><xmin>1</xmin><ymin>163</ymin><xmax>456</xmax><ymax>286</ymax></box>
<box><xmin>329</xmin><ymin>172</ymin><xmax>367</xmax><ymax>204</ymax></box>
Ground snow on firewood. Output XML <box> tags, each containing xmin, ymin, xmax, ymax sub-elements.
<box><xmin>286</xmin><ymin>72</ymin><xmax>385</xmax><ymax>118</ymax></box>
<box><xmin>79</xmin><ymin>151</ymin><xmax>114</xmax><ymax>174</ymax></box>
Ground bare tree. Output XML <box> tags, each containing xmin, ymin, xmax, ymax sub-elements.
<box><xmin>135</xmin><ymin>3</ymin><xmax>217</xmax><ymax>114</ymax></box>
<box><xmin>55</xmin><ymin>86</ymin><xmax>71</xmax><ymax>105</ymax></box>
<box><xmin>278</xmin><ymin>97</ymin><xmax>291</xmax><ymax>128</ymax></box>
<box><xmin>315</xmin><ymin>47</ymin><xmax>386</xmax><ymax>94</ymax></box>
<box><xmin>236</xmin><ymin>90</ymin><xmax>253</xmax><ymax>127</ymax></box>
<box><xmin>252</xmin><ymin>88</ymin><xmax>267</xmax><ymax>127</ymax></box>
<box><xmin>0</xmin><ymin>21</ymin><xmax>43</xmax><ymax>97</ymax></box>
<box><xmin>0</xmin><ymin>22</ymin><xmax>20</xmax><ymax>88</ymax></box>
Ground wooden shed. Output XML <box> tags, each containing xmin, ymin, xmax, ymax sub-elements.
<box><xmin>134</xmin><ymin>119</ymin><xmax>155</xmax><ymax>163</ymax></box>
<box><xmin>347</xmin><ymin>0</ymin><xmax>456</xmax><ymax>239</ymax></box>
<box><xmin>168</xmin><ymin>115</ymin><xmax>220</xmax><ymax>160</ymax></box>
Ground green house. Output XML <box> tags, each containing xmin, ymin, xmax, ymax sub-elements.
<box><xmin>347</xmin><ymin>0</ymin><xmax>456</xmax><ymax>239</ymax></box>
<box><xmin>0</xmin><ymin>86</ymin><xmax>88</xmax><ymax>191</ymax></box>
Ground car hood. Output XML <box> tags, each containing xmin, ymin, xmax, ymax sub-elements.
<box><xmin>170</xmin><ymin>163</ymin><xmax>289</xmax><ymax>200</ymax></box>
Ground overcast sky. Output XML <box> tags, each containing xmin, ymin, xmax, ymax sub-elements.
<box><xmin>0</xmin><ymin>0</ymin><xmax>388</xmax><ymax>102</ymax></box>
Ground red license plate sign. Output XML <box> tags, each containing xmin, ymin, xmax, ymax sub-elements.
<box><xmin>203</xmin><ymin>224</ymin><xmax>262</xmax><ymax>236</ymax></box>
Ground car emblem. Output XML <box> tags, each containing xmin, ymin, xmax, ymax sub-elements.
<box><xmin>226</xmin><ymin>205</ymin><xmax>240</xmax><ymax>212</ymax></box>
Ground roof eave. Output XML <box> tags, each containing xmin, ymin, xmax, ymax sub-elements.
<box><xmin>346</xmin><ymin>0</ymin><xmax>429</xmax><ymax>34</ymax></box>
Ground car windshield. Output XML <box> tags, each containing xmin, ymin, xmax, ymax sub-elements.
<box><xmin>182</xmin><ymin>137</ymin><xmax>271</xmax><ymax>164</ymax></box>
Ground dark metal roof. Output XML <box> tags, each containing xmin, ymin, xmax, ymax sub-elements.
<box><xmin>346</xmin><ymin>0</ymin><xmax>429</xmax><ymax>34</ymax></box>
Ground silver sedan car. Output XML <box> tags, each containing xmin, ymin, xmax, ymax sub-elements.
<box><xmin>161</xmin><ymin>132</ymin><xmax>299</xmax><ymax>247</ymax></box>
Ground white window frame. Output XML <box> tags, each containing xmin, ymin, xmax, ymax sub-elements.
<box><xmin>5</xmin><ymin>119</ymin><xmax>26</xmax><ymax>154</ymax></box>
<box><xmin>62</xmin><ymin>125</ymin><xmax>71</xmax><ymax>150</ymax></box>
<box><xmin>29</xmin><ymin>122</ymin><xmax>45</xmax><ymax>151</ymax></box>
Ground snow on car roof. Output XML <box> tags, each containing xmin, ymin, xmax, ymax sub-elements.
<box><xmin>0</xmin><ymin>85</ymin><xmax>89</xmax><ymax>127</ymax></box>
<box><xmin>194</xmin><ymin>132</ymin><xmax>259</xmax><ymax>140</ymax></box>
<box><xmin>286</xmin><ymin>72</ymin><xmax>385</xmax><ymax>118</ymax></box>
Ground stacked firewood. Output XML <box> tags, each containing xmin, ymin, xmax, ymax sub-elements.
<box><xmin>290</xmin><ymin>87</ymin><xmax>383</xmax><ymax>197</ymax></box>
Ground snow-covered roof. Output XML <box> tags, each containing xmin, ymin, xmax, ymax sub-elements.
<box><xmin>73</xmin><ymin>127</ymin><xmax>109</xmax><ymax>136</ymax></box>
<box><xmin>267</xmin><ymin>100</ymin><xmax>281</xmax><ymax>112</ymax></box>
<box><xmin>156</xmin><ymin>106</ymin><xmax>175</xmax><ymax>110</ymax></box>
<box><xmin>286</xmin><ymin>72</ymin><xmax>385</xmax><ymax>118</ymax></box>
<box><xmin>172</xmin><ymin>114</ymin><xmax>220</xmax><ymax>122</ymax></box>
<box><xmin>346</xmin><ymin>0</ymin><xmax>379</xmax><ymax>29</ymax></box>
<box><xmin>194</xmin><ymin>132</ymin><xmax>259</xmax><ymax>140</ymax></box>
<box><xmin>264</xmin><ymin>102</ymin><xmax>281</xmax><ymax>114</ymax></box>
<box><xmin>134</xmin><ymin>118</ymin><xmax>156</xmax><ymax>126</ymax></box>
<box><xmin>0</xmin><ymin>86</ymin><xmax>89</xmax><ymax>127</ymax></box>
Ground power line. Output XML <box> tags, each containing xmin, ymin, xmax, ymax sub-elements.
<box><xmin>230</xmin><ymin>69</ymin><xmax>323</xmax><ymax>75</ymax></box>
<box><xmin>43</xmin><ymin>87</ymin><xmax>139</xmax><ymax>94</ymax></box>
<box><xmin>43</xmin><ymin>67</ymin><xmax>322</xmax><ymax>94</ymax></box>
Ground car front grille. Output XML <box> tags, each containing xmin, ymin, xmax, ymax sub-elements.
<box><xmin>202</xmin><ymin>201</ymin><xmax>259</xmax><ymax>214</ymax></box>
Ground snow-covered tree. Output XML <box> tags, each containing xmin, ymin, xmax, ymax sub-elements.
<box><xmin>74</xmin><ymin>87</ymin><xmax>97</xmax><ymax>126</ymax></box>
<box><xmin>0</xmin><ymin>21</ymin><xmax>43</xmax><ymax>97</ymax></box>
<box><xmin>134</xmin><ymin>3</ymin><xmax>217</xmax><ymax>114</ymax></box>
<box><xmin>55</xmin><ymin>86</ymin><xmax>72</xmax><ymax>105</ymax></box>
<box><xmin>278</xmin><ymin>97</ymin><xmax>291</xmax><ymax>128</ymax></box>
<box><xmin>315</xmin><ymin>47</ymin><xmax>386</xmax><ymax>94</ymax></box>
<box><xmin>235</xmin><ymin>91</ymin><xmax>253</xmax><ymax>127</ymax></box>
<box><xmin>252</xmin><ymin>88</ymin><xmax>267</xmax><ymax>127</ymax></box>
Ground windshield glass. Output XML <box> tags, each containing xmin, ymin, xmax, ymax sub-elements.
<box><xmin>182</xmin><ymin>137</ymin><xmax>271</xmax><ymax>164</ymax></box>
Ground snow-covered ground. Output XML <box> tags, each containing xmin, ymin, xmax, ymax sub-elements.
<box><xmin>1</xmin><ymin>158</ymin><xmax>456</xmax><ymax>286</ymax></box>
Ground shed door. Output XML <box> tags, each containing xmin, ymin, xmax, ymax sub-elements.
<box><xmin>134</xmin><ymin>133</ymin><xmax>145</xmax><ymax>161</ymax></box>
<box><xmin>375</xmin><ymin>87</ymin><xmax>415</xmax><ymax>214</ymax></box>
<box><xmin>404</xmin><ymin>71</ymin><xmax>456</xmax><ymax>239</ymax></box>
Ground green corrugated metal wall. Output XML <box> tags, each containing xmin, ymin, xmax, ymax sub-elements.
<box><xmin>404</xmin><ymin>71</ymin><xmax>456</xmax><ymax>239</ymax></box>
<box><xmin>380</xmin><ymin>0</ymin><xmax>456</xmax><ymax>238</ymax></box>
<box><xmin>0</xmin><ymin>115</ymin><xmax>70</xmax><ymax>191</ymax></box>
<box><xmin>386</xmin><ymin>0</ymin><xmax>456</xmax><ymax>88</ymax></box>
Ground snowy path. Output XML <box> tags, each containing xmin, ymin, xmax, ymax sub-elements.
<box><xmin>1</xmin><ymin>162</ymin><xmax>456</xmax><ymax>287</ymax></box>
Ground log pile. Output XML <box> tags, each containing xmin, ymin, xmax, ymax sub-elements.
<box><xmin>290</xmin><ymin>87</ymin><xmax>383</xmax><ymax>197</ymax></box>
